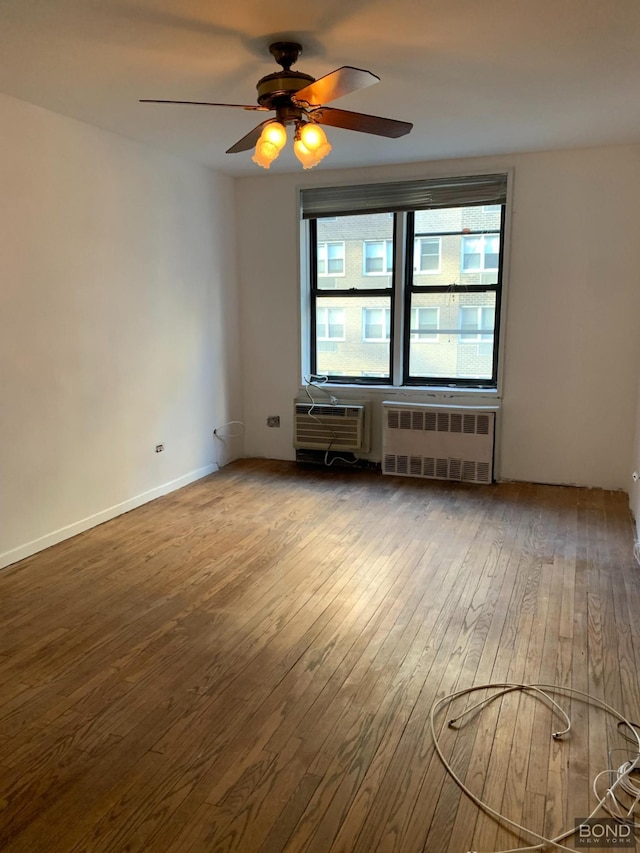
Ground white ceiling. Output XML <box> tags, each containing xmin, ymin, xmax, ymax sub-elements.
<box><xmin>1</xmin><ymin>0</ymin><xmax>639</xmax><ymax>177</ymax></box>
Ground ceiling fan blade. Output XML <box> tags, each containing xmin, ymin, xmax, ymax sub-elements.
<box><xmin>310</xmin><ymin>107</ymin><xmax>413</xmax><ymax>138</ymax></box>
<box><xmin>292</xmin><ymin>66</ymin><xmax>379</xmax><ymax>107</ymax></box>
<box><xmin>140</xmin><ymin>99</ymin><xmax>267</xmax><ymax>111</ymax></box>
<box><xmin>226</xmin><ymin>119</ymin><xmax>273</xmax><ymax>154</ymax></box>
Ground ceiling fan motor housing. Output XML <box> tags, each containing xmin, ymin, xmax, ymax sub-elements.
<box><xmin>256</xmin><ymin>70</ymin><xmax>315</xmax><ymax>109</ymax></box>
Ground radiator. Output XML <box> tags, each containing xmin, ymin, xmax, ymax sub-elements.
<box><xmin>294</xmin><ymin>401</ymin><xmax>370</xmax><ymax>452</ymax></box>
<box><xmin>382</xmin><ymin>402</ymin><xmax>497</xmax><ymax>484</ymax></box>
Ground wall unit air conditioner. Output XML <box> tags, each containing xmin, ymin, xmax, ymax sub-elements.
<box><xmin>294</xmin><ymin>401</ymin><xmax>370</xmax><ymax>453</ymax></box>
<box><xmin>382</xmin><ymin>401</ymin><xmax>498</xmax><ymax>484</ymax></box>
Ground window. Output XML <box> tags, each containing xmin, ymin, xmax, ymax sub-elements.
<box><xmin>317</xmin><ymin>241</ymin><xmax>345</xmax><ymax>276</ymax></box>
<box><xmin>316</xmin><ymin>307</ymin><xmax>345</xmax><ymax>340</ymax></box>
<box><xmin>460</xmin><ymin>306</ymin><xmax>495</xmax><ymax>342</ymax></box>
<box><xmin>414</xmin><ymin>237</ymin><xmax>441</xmax><ymax>273</ymax></box>
<box><xmin>303</xmin><ymin>174</ymin><xmax>507</xmax><ymax>387</ymax></box>
<box><xmin>462</xmin><ymin>235</ymin><xmax>500</xmax><ymax>272</ymax></box>
<box><xmin>363</xmin><ymin>307</ymin><xmax>391</xmax><ymax>341</ymax></box>
<box><xmin>410</xmin><ymin>307</ymin><xmax>439</xmax><ymax>341</ymax></box>
<box><xmin>364</xmin><ymin>240</ymin><xmax>393</xmax><ymax>275</ymax></box>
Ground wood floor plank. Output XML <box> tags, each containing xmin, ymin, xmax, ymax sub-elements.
<box><xmin>1</xmin><ymin>460</ymin><xmax>639</xmax><ymax>853</ymax></box>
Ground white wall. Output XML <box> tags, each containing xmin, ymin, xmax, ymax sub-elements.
<box><xmin>500</xmin><ymin>148</ymin><xmax>640</xmax><ymax>490</ymax></box>
<box><xmin>0</xmin><ymin>93</ymin><xmax>243</xmax><ymax>569</ymax></box>
<box><xmin>632</xmin><ymin>379</ymin><xmax>640</xmax><ymax>537</ymax></box>
<box><xmin>236</xmin><ymin>145</ymin><xmax>640</xmax><ymax>491</ymax></box>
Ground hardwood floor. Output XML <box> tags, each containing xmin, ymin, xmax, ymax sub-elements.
<box><xmin>1</xmin><ymin>459</ymin><xmax>639</xmax><ymax>853</ymax></box>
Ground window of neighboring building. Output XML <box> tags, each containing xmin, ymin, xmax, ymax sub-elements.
<box><xmin>363</xmin><ymin>240</ymin><xmax>393</xmax><ymax>275</ymax></box>
<box><xmin>414</xmin><ymin>237</ymin><xmax>441</xmax><ymax>273</ymax></box>
<box><xmin>303</xmin><ymin>173</ymin><xmax>507</xmax><ymax>388</ymax></box>
<box><xmin>316</xmin><ymin>307</ymin><xmax>345</xmax><ymax>340</ymax></box>
<box><xmin>363</xmin><ymin>307</ymin><xmax>391</xmax><ymax>341</ymax></box>
<box><xmin>317</xmin><ymin>241</ymin><xmax>345</xmax><ymax>276</ymax></box>
<box><xmin>460</xmin><ymin>306</ymin><xmax>495</xmax><ymax>342</ymax></box>
<box><xmin>461</xmin><ymin>235</ymin><xmax>500</xmax><ymax>272</ymax></box>
<box><xmin>410</xmin><ymin>307</ymin><xmax>439</xmax><ymax>341</ymax></box>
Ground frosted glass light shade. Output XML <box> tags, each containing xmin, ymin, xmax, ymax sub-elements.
<box><xmin>252</xmin><ymin>139</ymin><xmax>280</xmax><ymax>169</ymax></box>
<box><xmin>294</xmin><ymin>124</ymin><xmax>332</xmax><ymax>169</ymax></box>
<box><xmin>251</xmin><ymin>122</ymin><xmax>287</xmax><ymax>169</ymax></box>
<box><xmin>262</xmin><ymin>122</ymin><xmax>287</xmax><ymax>150</ymax></box>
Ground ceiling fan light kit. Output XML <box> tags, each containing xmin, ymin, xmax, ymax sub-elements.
<box><xmin>293</xmin><ymin>123</ymin><xmax>332</xmax><ymax>170</ymax></box>
<box><xmin>141</xmin><ymin>41</ymin><xmax>412</xmax><ymax>170</ymax></box>
<box><xmin>251</xmin><ymin>120</ymin><xmax>287</xmax><ymax>168</ymax></box>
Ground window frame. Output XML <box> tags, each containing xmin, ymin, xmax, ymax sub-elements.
<box><xmin>402</xmin><ymin>209</ymin><xmax>504</xmax><ymax>387</ymax></box>
<box><xmin>309</xmin><ymin>218</ymin><xmax>394</xmax><ymax>385</ymax></box>
<box><xmin>306</xmin><ymin>177</ymin><xmax>508</xmax><ymax>390</ymax></box>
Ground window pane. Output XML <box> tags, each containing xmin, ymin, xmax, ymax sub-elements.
<box><xmin>412</xmin><ymin>207</ymin><xmax>501</xmax><ymax>287</ymax></box>
<box><xmin>414</xmin><ymin>205</ymin><xmax>502</xmax><ymax>234</ymax></box>
<box><xmin>407</xmin><ymin>292</ymin><xmax>496</xmax><ymax>380</ymax></box>
<box><xmin>315</xmin><ymin>296</ymin><xmax>391</xmax><ymax>379</ymax></box>
<box><xmin>316</xmin><ymin>214</ymin><xmax>393</xmax><ymax>290</ymax></box>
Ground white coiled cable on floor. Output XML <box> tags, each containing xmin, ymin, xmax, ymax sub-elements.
<box><xmin>429</xmin><ymin>682</ymin><xmax>640</xmax><ymax>853</ymax></box>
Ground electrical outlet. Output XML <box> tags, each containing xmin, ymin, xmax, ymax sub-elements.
<box><xmin>155</xmin><ymin>444</ymin><xmax>164</xmax><ymax>453</ymax></box>
<box><xmin>633</xmin><ymin>471</ymin><xmax>639</xmax><ymax>483</ymax></box>
<box><xmin>267</xmin><ymin>416</ymin><xmax>280</xmax><ymax>428</ymax></box>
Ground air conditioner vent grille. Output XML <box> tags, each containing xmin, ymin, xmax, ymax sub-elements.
<box><xmin>294</xmin><ymin>401</ymin><xmax>370</xmax><ymax>452</ymax></box>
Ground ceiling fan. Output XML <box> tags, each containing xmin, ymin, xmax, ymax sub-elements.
<box><xmin>140</xmin><ymin>41</ymin><xmax>413</xmax><ymax>169</ymax></box>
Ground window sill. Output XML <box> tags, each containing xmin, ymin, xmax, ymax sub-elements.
<box><xmin>300</xmin><ymin>382</ymin><xmax>501</xmax><ymax>401</ymax></box>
